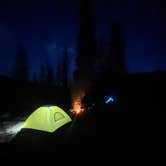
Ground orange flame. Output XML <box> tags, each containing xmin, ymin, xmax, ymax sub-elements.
<box><xmin>71</xmin><ymin>85</ymin><xmax>86</xmax><ymax>116</ymax></box>
<box><xmin>71</xmin><ymin>97</ymin><xmax>84</xmax><ymax>115</ymax></box>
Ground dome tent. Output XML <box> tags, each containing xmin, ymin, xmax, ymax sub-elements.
<box><xmin>11</xmin><ymin>105</ymin><xmax>72</xmax><ymax>149</ymax></box>
<box><xmin>22</xmin><ymin>105</ymin><xmax>72</xmax><ymax>133</ymax></box>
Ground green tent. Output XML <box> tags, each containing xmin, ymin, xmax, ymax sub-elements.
<box><xmin>22</xmin><ymin>106</ymin><xmax>72</xmax><ymax>133</ymax></box>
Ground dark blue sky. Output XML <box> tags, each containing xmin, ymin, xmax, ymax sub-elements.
<box><xmin>0</xmin><ymin>0</ymin><xmax>165</xmax><ymax>78</ymax></box>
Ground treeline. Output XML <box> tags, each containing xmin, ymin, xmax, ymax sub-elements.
<box><xmin>73</xmin><ymin>0</ymin><xmax>127</xmax><ymax>104</ymax></box>
<box><xmin>9</xmin><ymin>0</ymin><xmax>128</xmax><ymax>115</ymax></box>
<box><xmin>12</xmin><ymin>45</ymin><xmax>70</xmax><ymax>88</ymax></box>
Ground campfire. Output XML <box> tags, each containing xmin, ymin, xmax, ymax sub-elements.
<box><xmin>70</xmin><ymin>97</ymin><xmax>84</xmax><ymax>115</ymax></box>
<box><xmin>70</xmin><ymin>88</ymin><xmax>85</xmax><ymax>116</ymax></box>
<box><xmin>70</xmin><ymin>79</ymin><xmax>91</xmax><ymax>116</ymax></box>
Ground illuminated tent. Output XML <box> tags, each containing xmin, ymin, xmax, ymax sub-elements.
<box><xmin>22</xmin><ymin>106</ymin><xmax>72</xmax><ymax>133</ymax></box>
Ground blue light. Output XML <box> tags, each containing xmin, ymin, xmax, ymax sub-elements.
<box><xmin>105</xmin><ymin>96</ymin><xmax>115</xmax><ymax>104</ymax></box>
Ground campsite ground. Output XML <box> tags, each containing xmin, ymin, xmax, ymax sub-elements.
<box><xmin>0</xmin><ymin>106</ymin><xmax>165</xmax><ymax>164</ymax></box>
<box><xmin>0</xmin><ymin>72</ymin><xmax>165</xmax><ymax>164</ymax></box>
<box><xmin>0</xmin><ymin>113</ymin><xmax>165</xmax><ymax>164</ymax></box>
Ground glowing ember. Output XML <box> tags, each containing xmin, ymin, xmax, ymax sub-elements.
<box><xmin>71</xmin><ymin>98</ymin><xmax>84</xmax><ymax>115</ymax></box>
<box><xmin>71</xmin><ymin>85</ymin><xmax>86</xmax><ymax>116</ymax></box>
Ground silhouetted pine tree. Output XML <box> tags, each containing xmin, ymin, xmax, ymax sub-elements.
<box><xmin>104</xmin><ymin>20</ymin><xmax>127</xmax><ymax>90</ymax></box>
<box><xmin>74</xmin><ymin>0</ymin><xmax>97</xmax><ymax>95</ymax></box>
<box><xmin>89</xmin><ymin>39</ymin><xmax>106</xmax><ymax>99</ymax></box>
<box><xmin>13</xmin><ymin>45</ymin><xmax>29</xmax><ymax>82</ymax></box>
<box><xmin>95</xmin><ymin>39</ymin><xmax>105</xmax><ymax>76</ymax></box>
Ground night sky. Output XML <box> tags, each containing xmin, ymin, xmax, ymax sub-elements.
<box><xmin>0</xmin><ymin>0</ymin><xmax>165</xmax><ymax>78</ymax></box>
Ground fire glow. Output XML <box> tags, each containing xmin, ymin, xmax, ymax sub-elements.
<box><xmin>71</xmin><ymin>97</ymin><xmax>84</xmax><ymax>115</ymax></box>
<box><xmin>71</xmin><ymin>83</ymin><xmax>87</xmax><ymax>116</ymax></box>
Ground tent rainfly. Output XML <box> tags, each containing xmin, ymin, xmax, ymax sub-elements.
<box><xmin>22</xmin><ymin>106</ymin><xmax>72</xmax><ymax>133</ymax></box>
